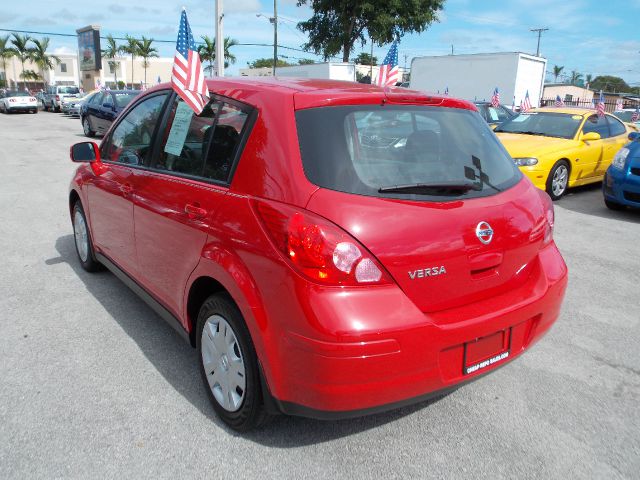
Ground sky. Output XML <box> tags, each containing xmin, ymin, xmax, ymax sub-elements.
<box><xmin>1</xmin><ymin>0</ymin><xmax>639</xmax><ymax>86</ymax></box>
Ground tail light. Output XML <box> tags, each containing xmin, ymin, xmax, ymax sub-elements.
<box><xmin>30</xmin><ymin>97</ymin><xmax>36</xmax><ymax>101</ymax></box>
<box><xmin>254</xmin><ymin>200</ymin><xmax>393</xmax><ymax>286</ymax></box>
<box><xmin>537</xmin><ymin>190</ymin><xmax>554</xmax><ymax>244</ymax></box>
<box><xmin>9</xmin><ymin>98</ymin><xmax>16</xmax><ymax>103</ymax></box>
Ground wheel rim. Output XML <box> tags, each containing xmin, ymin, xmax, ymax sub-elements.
<box><xmin>83</xmin><ymin>119</ymin><xmax>90</xmax><ymax>135</ymax></box>
<box><xmin>73</xmin><ymin>209</ymin><xmax>89</xmax><ymax>262</ymax></box>
<box><xmin>201</xmin><ymin>315</ymin><xmax>246</xmax><ymax>412</ymax></box>
<box><xmin>552</xmin><ymin>165</ymin><xmax>568</xmax><ymax>197</ymax></box>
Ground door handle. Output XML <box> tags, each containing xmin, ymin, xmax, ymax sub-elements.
<box><xmin>185</xmin><ymin>203</ymin><xmax>208</xmax><ymax>219</ymax></box>
<box><xmin>119</xmin><ymin>183</ymin><xmax>133</xmax><ymax>196</ymax></box>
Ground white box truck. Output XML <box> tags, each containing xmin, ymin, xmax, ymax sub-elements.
<box><xmin>409</xmin><ymin>52</ymin><xmax>547</xmax><ymax>108</ymax></box>
<box><xmin>274</xmin><ymin>62</ymin><xmax>356</xmax><ymax>82</ymax></box>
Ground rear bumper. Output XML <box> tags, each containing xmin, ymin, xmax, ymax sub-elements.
<box><xmin>265</xmin><ymin>242</ymin><xmax>568</xmax><ymax>416</ymax></box>
<box><xmin>604</xmin><ymin>167</ymin><xmax>640</xmax><ymax>207</ymax></box>
<box><xmin>7</xmin><ymin>105</ymin><xmax>37</xmax><ymax>111</ymax></box>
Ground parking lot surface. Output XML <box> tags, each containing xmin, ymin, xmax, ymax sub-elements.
<box><xmin>1</xmin><ymin>111</ymin><xmax>638</xmax><ymax>479</ymax></box>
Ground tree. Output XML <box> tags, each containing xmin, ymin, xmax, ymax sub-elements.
<box><xmin>297</xmin><ymin>0</ymin><xmax>444</xmax><ymax>62</ymax></box>
<box><xmin>119</xmin><ymin>35</ymin><xmax>139</xmax><ymax>88</ymax></box>
<box><xmin>20</xmin><ymin>69</ymin><xmax>40</xmax><ymax>89</ymax></box>
<box><xmin>552</xmin><ymin>65</ymin><xmax>563</xmax><ymax>82</ymax></box>
<box><xmin>0</xmin><ymin>36</ymin><xmax>13</xmax><ymax>87</ymax></box>
<box><xmin>590</xmin><ymin>75</ymin><xmax>630</xmax><ymax>93</ymax></box>
<box><xmin>569</xmin><ymin>70</ymin><xmax>582</xmax><ymax>86</ymax></box>
<box><xmin>10</xmin><ymin>33</ymin><xmax>33</xmax><ymax>88</ymax></box>
<box><xmin>102</xmin><ymin>35</ymin><xmax>121</xmax><ymax>87</ymax></box>
<box><xmin>247</xmin><ymin>57</ymin><xmax>293</xmax><ymax>69</ymax></box>
<box><xmin>352</xmin><ymin>52</ymin><xmax>377</xmax><ymax>65</ymax></box>
<box><xmin>137</xmin><ymin>36</ymin><xmax>158</xmax><ymax>86</ymax></box>
<box><xmin>30</xmin><ymin>37</ymin><xmax>60</xmax><ymax>86</ymax></box>
<box><xmin>298</xmin><ymin>58</ymin><xmax>315</xmax><ymax>65</ymax></box>
<box><xmin>198</xmin><ymin>36</ymin><xmax>239</xmax><ymax>74</ymax></box>
<box><xmin>584</xmin><ymin>73</ymin><xmax>593</xmax><ymax>87</ymax></box>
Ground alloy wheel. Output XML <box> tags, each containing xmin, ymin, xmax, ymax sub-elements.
<box><xmin>73</xmin><ymin>209</ymin><xmax>89</xmax><ymax>262</ymax></box>
<box><xmin>552</xmin><ymin>165</ymin><xmax>568</xmax><ymax>197</ymax></box>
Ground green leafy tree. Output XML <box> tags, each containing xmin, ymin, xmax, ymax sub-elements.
<box><xmin>569</xmin><ymin>70</ymin><xmax>583</xmax><ymax>86</ymax></box>
<box><xmin>10</xmin><ymin>33</ymin><xmax>33</xmax><ymax>88</ymax></box>
<box><xmin>352</xmin><ymin>52</ymin><xmax>377</xmax><ymax>65</ymax></box>
<box><xmin>298</xmin><ymin>58</ymin><xmax>315</xmax><ymax>65</ymax></box>
<box><xmin>102</xmin><ymin>35</ymin><xmax>121</xmax><ymax>87</ymax></box>
<box><xmin>297</xmin><ymin>0</ymin><xmax>444</xmax><ymax>62</ymax></box>
<box><xmin>590</xmin><ymin>75</ymin><xmax>630</xmax><ymax>93</ymax></box>
<box><xmin>119</xmin><ymin>35</ymin><xmax>139</xmax><ymax>87</ymax></box>
<box><xmin>20</xmin><ymin>69</ymin><xmax>40</xmax><ymax>89</ymax></box>
<box><xmin>247</xmin><ymin>57</ymin><xmax>293</xmax><ymax>69</ymax></box>
<box><xmin>198</xmin><ymin>36</ymin><xmax>239</xmax><ymax>74</ymax></box>
<box><xmin>552</xmin><ymin>65</ymin><xmax>563</xmax><ymax>82</ymax></box>
<box><xmin>137</xmin><ymin>36</ymin><xmax>158</xmax><ymax>86</ymax></box>
<box><xmin>584</xmin><ymin>73</ymin><xmax>593</xmax><ymax>86</ymax></box>
<box><xmin>30</xmin><ymin>37</ymin><xmax>60</xmax><ymax>86</ymax></box>
<box><xmin>0</xmin><ymin>36</ymin><xmax>13</xmax><ymax>87</ymax></box>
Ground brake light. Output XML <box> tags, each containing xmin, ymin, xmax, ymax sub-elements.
<box><xmin>537</xmin><ymin>190</ymin><xmax>554</xmax><ymax>244</ymax></box>
<box><xmin>9</xmin><ymin>98</ymin><xmax>16</xmax><ymax>103</ymax></box>
<box><xmin>254</xmin><ymin>200</ymin><xmax>392</xmax><ymax>286</ymax></box>
<box><xmin>30</xmin><ymin>97</ymin><xmax>36</xmax><ymax>101</ymax></box>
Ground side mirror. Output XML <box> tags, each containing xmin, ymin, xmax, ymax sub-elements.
<box><xmin>581</xmin><ymin>131</ymin><xmax>601</xmax><ymax>142</ymax></box>
<box><xmin>629</xmin><ymin>132</ymin><xmax>640</xmax><ymax>142</ymax></box>
<box><xmin>70</xmin><ymin>141</ymin><xmax>100</xmax><ymax>163</ymax></box>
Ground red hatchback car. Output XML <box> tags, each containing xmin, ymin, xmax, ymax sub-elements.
<box><xmin>68</xmin><ymin>78</ymin><xmax>568</xmax><ymax>431</ymax></box>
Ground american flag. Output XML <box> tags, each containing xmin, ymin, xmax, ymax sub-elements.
<box><xmin>555</xmin><ymin>95</ymin><xmax>564</xmax><ymax>107</ymax></box>
<box><xmin>491</xmin><ymin>87</ymin><xmax>500</xmax><ymax>107</ymax></box>
<box><xmin>596</xmin><ymin>91</ymin><xmax>605</xmax><ymax>117</ymax></box>
<box><xmin>632</xmin><ymin>105</ymin><xmax>640</xmax><ymax>122</ymax></box>
<box><xmin>521</xmin><ymin>90</ymin><xmax>532</xmax><ymax>112</ymax></box>
<box><xmin>376</xmin><ymin>41</ymin><xmax>399</xmax><ymax>87</ymax></box>
<box><xmin>171</xmin><ymin>8</ymin><xmax>210</xmax><ymax>114</ymax></box>
<box><xmin>615</xmin><ymin>98</ymin><xmax>623</xmax><ymax>111</ymax></box>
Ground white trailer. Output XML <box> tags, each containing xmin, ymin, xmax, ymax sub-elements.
<box><xmin>409</xmin><ymin>52</ymin><xmax>547</xmax><ymax>108</ymax></box>
<box><xmin>274</xmin><ymin>62</ymin><xmax>356</xmax><ymax>82</ymax></box>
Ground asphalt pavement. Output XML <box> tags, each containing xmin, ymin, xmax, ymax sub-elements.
<box><xmin>0</xmin><ymin>110</ymin><xmax>638</xmax><ymax>479</ymax></box>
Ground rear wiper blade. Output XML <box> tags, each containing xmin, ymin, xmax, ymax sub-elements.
<box><xmin>378</xmin><ymin>182</ymin><xmax>481</xmax><ymax>195</ymax></box>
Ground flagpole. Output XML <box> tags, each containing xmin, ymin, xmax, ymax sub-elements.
<box><xmin>215</xmin><ymin>0</ymin><xmax>224</xmax><ymax>77</ymax></box>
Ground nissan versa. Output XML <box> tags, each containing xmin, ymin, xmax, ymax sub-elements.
<box><xmin>68</xmin><ymin>78</ymin><xmax>568</xmax><ymax>431</ymax></box>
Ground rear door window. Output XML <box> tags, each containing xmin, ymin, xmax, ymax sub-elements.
<box><xmin>296</xmin><ymin>105</ymin><xmax>521</xmax><ymax>201</ymax></box>
<box><xmin>607</xmin><ymin>116</ymin><xmax>626</xmax><ymax>137</ymax></box>
<box><xmin>154</xmin><ymin>97</ymin><xmax>250</xmax><ymax>183</ymax></box>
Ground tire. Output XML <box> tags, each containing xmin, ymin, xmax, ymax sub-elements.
<box><xmin>83</xmin><ymin>117</ymin><xmax>96</xmax><ymax>137</ymax></box>
<box><xmin>546</xmin><ymin>160</ymin><xmax>570</xmax><ymax>200</ymax></box>
<box><xmin>196</xmin><ymin>293</ymin><xmax>270</xmax><ymax>431</ymax></box>
<box><xmin>605</xmin><ymin>199</ymin><xmax>625</xmax><ymax>211</ymax></box>
<box><xmin>32</xmin><ymin>109</ymin><xmax>38</xmax><ymax>114</ymax></box>
<box><xmin>72</xmin><ymin>201</ymin><xmax>102</xmax><ymax>272</ymax></box>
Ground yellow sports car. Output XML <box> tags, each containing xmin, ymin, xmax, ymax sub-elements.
<box><xmin>494</xmin><ymin>107</ymin><xmax>634</xmax><ymax>199</ymax></box>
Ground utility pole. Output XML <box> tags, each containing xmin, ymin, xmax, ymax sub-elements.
<box><xmin>530</xmin><ymin>28</ymin><xmax>549</xmax><ymax>57</ymax></box>
<box><xmin>273</xmin><ymin>0</ymin><xmax>278</xmax><ymax>76</ymax></box>
<box><xmin>370</xmin><ymin>38</ymin><xmax>374</xmax><ymax>83</ymax></box>
<box><xmin>215</xmin><ymin>0</ymin><xmax>224</xmax><ymax>77</ymax></box>
<box><xmin>451</xmin><ymin>44</ymin><xmax>453</xmax><ymax>55</ymax></box>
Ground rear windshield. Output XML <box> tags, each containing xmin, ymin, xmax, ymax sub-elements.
<box><xmin>113</xmin><ymin>92</ymin><xmax>138</xmax><ymax>107</ymax></box>
<box><xmin>7</xmin><ymin>91</ymin><xmax>30</xmax><ymax>97</ymax></box>
<box><xmin>296</xmin><ymin>105</ymin><xmax>521</xmax><ymax>201</ymax></box>
<box><xmin>58</xmin><ymin>87</ymin><xmax>79</xmax><ymax>94</ymax></box>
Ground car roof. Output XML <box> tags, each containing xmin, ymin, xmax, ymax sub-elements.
<box><xmin>145</xmin><ymin>77</ymin><xmax>477</xmax><ymax>112</ymax></box>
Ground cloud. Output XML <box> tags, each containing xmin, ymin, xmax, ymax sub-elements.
<box><xmin>54</xmin><ymin>8</ymin><xmax>78</xmax><ymax>20</ymax></box>
<box><xmin>148</xmin><ymin>25</ymin><xmax>176</xmax><ymax>37</ymax></box>
<box><xmin>108</xmin><ymin>4</ymin><xmax>125</xmax><ymax>13</ymax></box>
<box><xmin>53</xmin><ymin>46</ymin><xmax>76</xmax><ymax>55</ymax></box>
<box><xmin>21</xmin><ymin>17</ymin><xmax>57</xmax><ymax>26</ymax></box>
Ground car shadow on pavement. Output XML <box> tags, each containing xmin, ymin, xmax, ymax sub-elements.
<box><xmin>50</xmin><ymin>234</ymin><xmax>441</xmax><ymax>445</ymax></box>
<box><xmin>556</xmin><ymin>183</ymin><xmax>640</xmax><ymax>224</ymax></box>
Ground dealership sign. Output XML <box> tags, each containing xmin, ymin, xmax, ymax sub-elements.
<box><xmin>76</xmin><ymin>26</ymin><xmax>102</xmax><ymax>71</ymax></box>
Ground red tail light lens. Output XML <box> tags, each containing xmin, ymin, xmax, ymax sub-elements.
<box><xmin>30</xmin><ymin>97</ymin><xmax>36</xmax><ymax>101</ymax></box>
<box><xmin>254</xmin><ymin>200</ymin><xmax>392</xmax><ymax>286</ymax></box>
<box><xmin>537</xmin><ymin>190</ymin><xmax>554</xmax><ymax>244</ymax></box>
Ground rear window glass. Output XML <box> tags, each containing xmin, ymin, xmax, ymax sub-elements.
<box><xmin>113</xmin><ymin>92</ymin><xmax>139</xmax><ymax>107</ymax></box>
<box><xmin>58</xmin><ymin>87</ymin><xmax>79</xmax><ymax>94</ymax></box>
<box><xmin>7</xmin><ymin>91</ymin><xmax>29</xmax><ymax>97</ymax></box>
<box><xmin>296</xmin><ymin>105</ymin><xmax>521</xmax><ymax>201</ymax></box>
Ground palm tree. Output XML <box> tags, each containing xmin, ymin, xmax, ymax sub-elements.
<box><xmin>198</xmin><ymin>36</ymin><xmax>238</xmax><ymax>75</ymax></box>
<box><xmin>102</xmin><ymin>35</ymin><xmax>120</xmax><ymax>87</ymax></box>
<box><xmin>585</xmin><ymin>73</ymin><xmax>593</xmax><ymax>88</ymax></box>
<box><xmin>552</xmin><ymin>65</ymin><xmax>564</xmax><ymax>82</ymax></box>
<box><xmin>30</xmin><ymin>37</ymin><xmax>60</xmax><ymax>88</ymax></box>
<box><xmin>119</xmin><ymin>35</ymin><xmax>139</xmax><ymax>88</ymax></box>
<box><xmin>10</xmin><ymin>33</ymin><xmax>33</xmax><ymax>89</ymax></box>
<box><xmin>20</xmin><ymin>69</ymin><xmax>40</xmax><ymax>90</ymax></box>
<box><xmin>0</xmin><ymin>36</ymin><xmax>13</xmax><ymax>88</ymax></box>
<box><xmin>569</xmin><ymin>70</ymin><xmax>583</xmax><ymax>86</ymax></box>
<box><xmin>136</xmin><ymin>37</ymin><xmax>158</xmax><ymax>87</ymax></box>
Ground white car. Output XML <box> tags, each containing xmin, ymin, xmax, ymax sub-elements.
<box><xmin>44</xmin><ymin>85</ymin><xmax>80</xmax><ymax>112</ymax></box>
<box><xmin>0</xmin><ymin>91</ymin><xmax>38</xmax><ymax>114</ymax></box>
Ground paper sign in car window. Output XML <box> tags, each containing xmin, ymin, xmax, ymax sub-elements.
<box><xmin>164</xmin><ymin>102</ymin><xmax>195</xmax><ymax>156</ymax></box>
